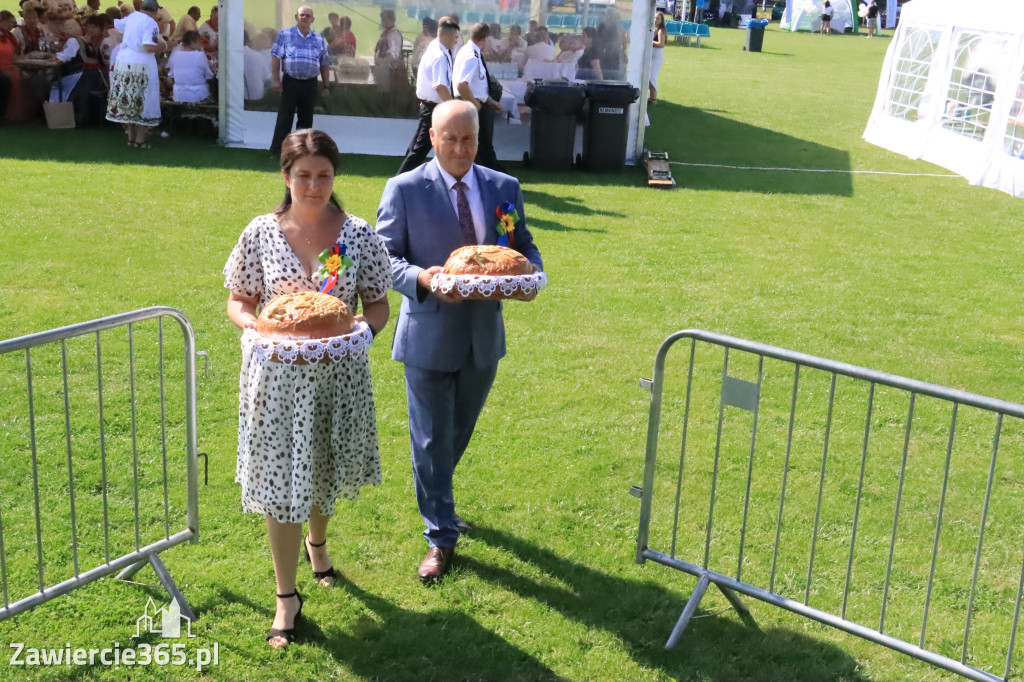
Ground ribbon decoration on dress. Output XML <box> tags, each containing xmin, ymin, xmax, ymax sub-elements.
<box><xmin>318</xmin><ymin>242</ymin><xmax>354</xmax><ymax>293</ymax></box>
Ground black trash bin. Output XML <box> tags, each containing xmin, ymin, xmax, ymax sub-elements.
<box><xmin>582</xmin><ymin>81</ymin><xmax>639</xmax><ymax>173</ymax></box>
<box><xmin>744</xmin><ymin>19</ymin><xmax>768</xmax><ymax>51</ymax></box>
<box><xmin>524</xmin><ymin>79</ymin><xmax>587</xmax><ymax>171</ymax></box>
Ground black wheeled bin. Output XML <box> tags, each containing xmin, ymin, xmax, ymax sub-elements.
<box><xmin>524</xmin><ymin>79</ymin><xmax>587</xmax><ymax>171</ymax></box>
<box><xmin>582</xmin><ymin>81</ymin><xmax>639</xmax><ymax>172</ymax></box>
<box><xmin>744</xmin><ymin>19</ymin><xmax>768</xmax><ymax>51</ymax></box>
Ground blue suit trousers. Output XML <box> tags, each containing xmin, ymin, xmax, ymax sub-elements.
<box><xmin>405</xmin><ymin>359</ymin><xmax>498</xmax><ymax>548</ymax></box>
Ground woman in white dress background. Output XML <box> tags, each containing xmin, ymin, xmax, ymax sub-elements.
<box><xmin>649</xmin><ymin>11</ymin><xmax>667</xmax><ymax>104</ymax></box>
<box><xmin>105</xmin><ymin>0</ymin><xmax>164</xmax><ymax>147</ymax></box>
<box><xmin>166</xmin><ymin>29</ymin><xmax>213</xmax><ymax>102</ymax></box>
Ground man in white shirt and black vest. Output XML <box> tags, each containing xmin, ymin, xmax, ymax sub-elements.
<box><xmin>453</xmin><ymin>22</ymin><xmax>504</xmax><ymax>172</ymax></box>
<box><xmin>396</xmin><ymin>17</ymin><xmax>460</xmax><ymax>175</ymax></box>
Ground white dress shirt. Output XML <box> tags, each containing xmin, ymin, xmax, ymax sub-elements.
<box><xmin>415</xmin><ymin>38</ymin><xmax>452</xmax><ymax>103</ymax></box>
<box><xmin>437</xmin><ymin>163</ymin><xmax>486</xmax><ymax>244</ymax></box>
<box><xmin>453</xmin><ymin>41</ymin><xmax>488</xmax><ymax>102</ymax></box>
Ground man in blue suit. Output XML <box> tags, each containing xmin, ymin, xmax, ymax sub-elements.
<box><xmin>377</xmin><ymin>100</ymin><xmax>543</xmax><ymax>583</ymax></box>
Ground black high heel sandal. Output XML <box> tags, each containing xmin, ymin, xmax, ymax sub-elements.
<box><xmin>266</xmin><ymin>590</ymin><xmax>304</xmax><ymax>647</ymax></box>
<box><xmin>304</xmin><ymin>535</ymin><xmax>340</xmax><ymax>585</ymax></box>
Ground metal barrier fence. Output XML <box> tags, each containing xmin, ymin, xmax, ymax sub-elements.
<box><xmin>0</xmin><ymin>307</ymin><xmax>201</xmax><ymax>622</ymax></box>
<box><xmin>635</xmin><ymin>330</ymin><xmax>1024</xmax><ymax>682</ymax></box>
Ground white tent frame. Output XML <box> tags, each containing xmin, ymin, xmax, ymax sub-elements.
<box><xmin>217</xmin><ymin>0</ymin><xmax>658</xmax><ymax>165</ymax></box>
<box><xmin>863</xmin><ymin>0</ymin><xmax>1024</xmax><ymax>198</ymax></box>
<box><xmin>786</xmin><ymin>0</ymin><xmax>856</xmax><ymax>34</ymax></box>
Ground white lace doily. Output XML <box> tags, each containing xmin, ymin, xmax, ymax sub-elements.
<box><xmin>431</xmin><ymin>272</ymin><xmax>548</xmax><ymax>300</ymax></box>
<box><xmin>242</xmin><ymin>322</ymin><xmax>373</xmax><ymax>365</ymax></box>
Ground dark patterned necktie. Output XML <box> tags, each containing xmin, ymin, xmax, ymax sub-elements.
<box><xmin>454</xmin><ymin>181</ymin><xmax>477</xmax><ymax>245</ymax></box>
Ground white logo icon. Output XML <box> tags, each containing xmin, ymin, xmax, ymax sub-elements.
<box><xmin>135</xmin><ymin>597</ymin><xmax>195</xmax><ymax>638</ymax></box>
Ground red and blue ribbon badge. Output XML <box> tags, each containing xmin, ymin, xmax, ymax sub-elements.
<box><xmin>317</xmin><ymin>242</ymin><xmax>354</xmax><ymax>293</ymax></box>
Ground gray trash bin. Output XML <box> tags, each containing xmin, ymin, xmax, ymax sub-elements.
<box><xmin>524</xmin><ymin>79</ymin><xmax>587</xmax><ymax>172</ymax></box>
<box><xmin>582</xmin><ymin>81</ymin><xmax>639</xmax><ymax>173</ymax></box>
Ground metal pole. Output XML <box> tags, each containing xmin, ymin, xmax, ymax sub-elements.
<box><xmin>963</xmin><ymin>414</ymin><xmax>1002</xmax><ymax>662</ymax></box>
<box><xmin>737</xmin><ymin>356</ymin><xmax>763</xmax><ymax>582</ymax></box>
<box><xmin>705</xmin><ymin>348</ymin><xmax>730</xmax><ymax>570</ymax></box>
<box><xmin>843</xmin><ymin>381</ymin><xmax>874</xmax><ymax>619</ymax></box>
<box><xmin>806</xmin><ymin>372</ymin><xmax>837</xmax><ymax>606</ymax></box>
<box><xmin>665</xmin><ymin>572</ymin><xmax>710</xmax><ymax>649</ymax></box>
<box><xmin>921</xmin><ymin>403</ymin><xmax>957</xmax><ymax>647</ymax></box>
<box><xmin>770</xmin><ymin>364</ymin><xmax>799</xmax><ymax>595</ymax></box>
<box><xmin>96</xmin><ymin>331</ymin><xmax>110</xmax><ymax>564</ymax></box>
<box><xmin>670</xmin><ymin>339</ymin><xmax>697</xmax><ymax>558</ymax></box>
<box><xmin>26</xmin><ymin>349</ymin><xmax>45</xmax><ymax>592</ymax></box>
<box><xmin>881</xmin><ymin>392</ymin><xmax>915</xmax><ymax>634</ymax></box>
<box><xmin>159</xmin><ymin>319</ymin><xmax>171</xmax><ymax>540</ymax></box>
<box><xmin>61</xmin><ymin>340</ymin><xmax>80</xmax><ymax>577</ymax></box>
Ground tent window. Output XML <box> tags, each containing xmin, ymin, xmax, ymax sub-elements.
<box><xmin>1005</xmin><ymin>71</ymin><xmax>1024</xmax><ymax>158</ymax></box>
<box><xmin>884</xmin><ymin>27</ymin><xmax>940</xmax><ymax>122</ymax></box>
<box><xmin>941</xmin><ymin>32</ymin><xmax>1005</xmax><ymax>141</ymax></box>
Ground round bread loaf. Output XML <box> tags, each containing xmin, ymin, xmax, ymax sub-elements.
<box><xmin>443</xmin><ymin>245</ymin><xmax>533</xmax><ymax>276</ymax></box>
<box><xmin>256</xmin><ymin>292</ymin><xmax>355</xmax><ymax>340</ymax></box>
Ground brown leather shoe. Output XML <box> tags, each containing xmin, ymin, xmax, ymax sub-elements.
<box><xmin>417</xmin><ymin>546</ymin><xmax>454</xmax><ymax>584</ymax></box>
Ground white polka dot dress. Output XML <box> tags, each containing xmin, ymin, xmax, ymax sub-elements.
<box><xmin>223</xmin><ymin>213</ymin><xmax>393</xmax><ymax>524</ymax></box>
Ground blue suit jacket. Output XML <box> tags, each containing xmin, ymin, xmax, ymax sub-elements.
<box><xmin>376</xmin><ymin>160</ymin><xmax>543</xmax><ymax>372</ymax></box>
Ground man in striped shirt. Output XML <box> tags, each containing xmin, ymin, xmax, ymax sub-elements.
<box><xmin>269</xmin><ymin>5</ymin><xmax>330</xmax><ymax>156</ymax></box>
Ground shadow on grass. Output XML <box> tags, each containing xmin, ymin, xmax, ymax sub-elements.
<box><xmin>0</xmin><ymin>123</ymin><xmax>405</xmax><ymax>178</ymax></box>
<box><xmin>319</xmin><ymin>575</ymin><xmax>566</xmax><ymax>681</ymax></box>
<box><xmin>521</xmin><ymin>188</ymin><xmax>623</xmax><ymax>233</ymax></box>
<box><xmin>646</xmin><ymin>103</ymin><xmax>854</xmax><ymax>196</ymax></box>
<box><xmin>0</xmin><ymin>123</ymin><xmax>653</xmax><ymax>189</ymax></box>
<box><xmin>465</xmin><ymin>525</ymin><xmax>870</xmax><ymax>682</ymax></box>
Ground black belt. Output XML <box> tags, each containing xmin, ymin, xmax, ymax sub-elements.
<box><xmin>283</xmin><ymin>74</ymin><xmax>318</xmax><ymax>82</ymax></box>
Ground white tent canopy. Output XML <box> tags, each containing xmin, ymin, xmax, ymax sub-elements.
<box><xmin>784</xmin><ymin>0</ymin><xmax>855</xmax><ymax>34</ymax></box>
<box><xmin>863</xmin><ymin>0</ymin><xmax>1024</xmax><ymax>198</ymax></box>
<box><xmin>217</xmin><ymin>0</ymin><xmax>657</xmax><ymax>164</ymax></box>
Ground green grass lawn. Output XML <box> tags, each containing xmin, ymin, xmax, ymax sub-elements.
<box><xmin>2</xmin><ymin>21</ymin><xmax>1024</xmax><ymax>682</ymax></box>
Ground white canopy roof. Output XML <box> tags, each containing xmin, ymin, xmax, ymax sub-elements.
<box><xmin>863</xmin><ymin>0</ymin><xmax>1024</xmax><ymax>198</ymax></box>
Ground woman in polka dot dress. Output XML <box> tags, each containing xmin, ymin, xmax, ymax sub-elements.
<box><xmin>223</xmin><ymin>129</ymin><xmax>392</xmax><ymax>648</ymax></box>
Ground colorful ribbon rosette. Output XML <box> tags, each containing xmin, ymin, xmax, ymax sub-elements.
<box><xmin>318</xmin><ymin>242</ymin><xmax>354</xmax><ymax>293</ymax></box>
<box><xmin>495</xmin><ymin>201</ymin><xmax>518</xmax><ymax>249</ymax></box>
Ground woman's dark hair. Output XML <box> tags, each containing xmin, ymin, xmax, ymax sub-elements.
<box><xmin>275</xmin><ymin>129</ymin><xmax>343</xmax><ymax>215</ymax></box>
<box><xmin>0</xmin><ymin>10</ymin><xmax>16</xmax><ymax>21</ymax></box>
<box><xmin>654</xmin><ymin>11</ymin><xmax>665</xmax><ymax>30</ymax></box>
